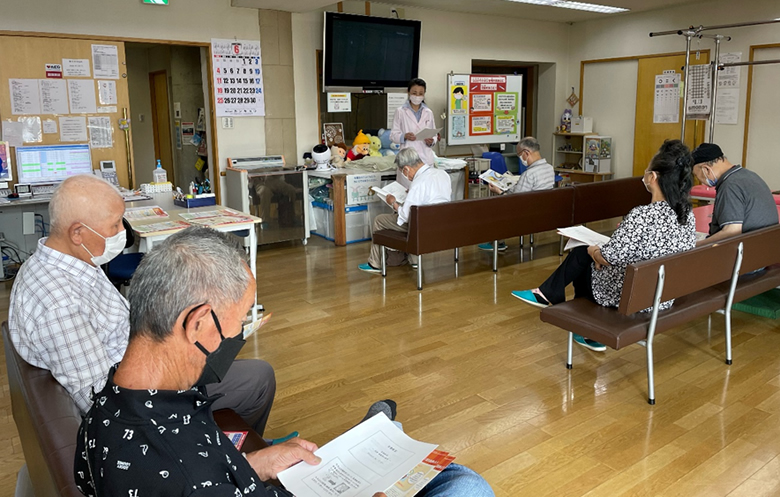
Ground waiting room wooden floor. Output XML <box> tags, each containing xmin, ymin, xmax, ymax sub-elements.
<box><xmin>1</xmin><ymin>233</ymin><xmax>780</xmax><ymax>496</ymax></box>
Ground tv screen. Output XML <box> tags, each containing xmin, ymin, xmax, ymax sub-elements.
<box><xmin>324</xmin><ymin>12</ymin><xmax>421</xmax><ymax>90</ymax></box>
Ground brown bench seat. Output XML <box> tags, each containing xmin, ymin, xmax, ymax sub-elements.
<box><xmin>539</xmin><ymin>223</ymin><xmax>780</xmax><ymax>405</ymax></box>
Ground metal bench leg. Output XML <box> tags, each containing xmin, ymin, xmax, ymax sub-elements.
<box><xmin>417</xmin><ymin>254</ymin><xmax>423</xmax><ymax>290</ymax></box>
<box><xmin>530</xmin><ymin>233</ymin><xmax>535</xmax><ymax>261</ymax></box>
<box><xmin>492</xmin><ymin>241</ymin><xmax>498</xmax><ymax>272</ymax></box>
<box><xmin>454</xmin><ymin>247</ymin><xmax>459</xmax><ymax>262</ymax></box>
<box><xmin>381</xmin><ymin>246</ymin><xmax>387</xmax><ymax>277</ymax></box>
<box><xmin>566</xmin><ymin>332</ymin><xmax>573</xmax><ymax>369</ymax></box>
<box><xmin>646</xmin><ymin>264</ymin><xmax>666</xmax><ymax>406</ymax></box>
<box><xmin>559</xmin><ymin>235</ymin><xmax>565</xmax><ymax>256</ymax></box>
<box><xmin>723</xmin><ymin>242</ymin><xmax>743</xmax><ymax>366</ymax></box>
<box><xmin>707</xmin><ymin>313</ymin><xmax>712</xmax><ymax>335</ymax></box>
<box><xmin>647</xmin><ymin>337</ymin><xmax>656</xmax><ymax>405</ymax></box>
<box><xmin>520</xmin><ymin>235</ymin><xmax>524</xmax><ymax>248</ymax></box>
<box><xmin>724</xmin><ymin>307</ymin><xmax>733</xmax><ymax>365</ymax></box>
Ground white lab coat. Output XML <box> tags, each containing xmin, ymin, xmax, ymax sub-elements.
<box><xmin>390</xmin><ymin>103</ymin><xmax>438</xmax><ymax>167</ymax></box>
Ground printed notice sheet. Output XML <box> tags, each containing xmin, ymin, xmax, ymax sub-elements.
<box><xmin>97</xmin><ymin>80</ymin><xmax>118</xmax><ymax>105</ymax></box>
<box><xmin>92</xmin><ymin>44</ymin><xmax>120</xmax><ymax>79</ymax></box>
<box><xmin>88</xmin><ymin>116</ymin><xmax>113</xmax><ymax>148</ymax></box>
<box><xmin>68</xmin><ymin>80</ymin><xmax>97</xmax><ymax>114</ymax></box>
<box><xmin>63</xmin><ymin>58</ymin><xmax>91</xmax><ymax>77</ymax></box>
<box><xmin>39</xmin><ymin>79</ymin><xmax>70</xmax><ymax>115</ymax></box>
<box><xmin>387</xmin><ymin>93</ymin><xmax>408</xmax><ymax>128</ymax></box>
<box><xmin>279</xmin><ymin>413</ymin><xmax>438</xmax><ymax>497</ymax></box>
<box><xmin>10</xmin><ymin>79</ymin><xmax>41</xmax><ymax>115</ymax></box>
<box><xmin>558</xmin><ymin>225</ymin><xmax>611</xmax><ymax>251</ymax></box>
<box><xmin>59</xmin><ymin>116</ymin><xmax>88</xmax><ymax>142</ymax></box>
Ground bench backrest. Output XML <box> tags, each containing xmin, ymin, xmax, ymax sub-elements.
<box><xmin>406</xmin><ymin>187</ymin><xmax>575</xmax><ymax>254</ymax></box>
<box><xmin>618</xmin><ymin>224</ymin><xmax>780</xmax><ymax>315</ymax></box>
<box><xmin>2</xmin><ymin>322</ymin><xmax>83</xmax><ymax>497</ymax></box>
<box><xmin>573</xmin><ymin>177</ymin><xmax>651</xmax><ymax>225</ymax></box>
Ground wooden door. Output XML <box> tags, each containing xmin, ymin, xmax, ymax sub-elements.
<box><xmin>149</xmin><ymin>70</ymin><xmax>175</xmax><ymax>186</ymax></box>
<box><xmin>0</xmin><ymin>35</ymin><xmax>134</xmax><ymax>187</ymax></box>
<box><xmin>632</xmin><ymin>53</ymin><xmax>709</xmax><ymax>176</ymax></box>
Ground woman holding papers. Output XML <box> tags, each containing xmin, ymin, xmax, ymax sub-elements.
<box><xmin>390</xmin><ymin>78</ymin><xmax>438</xmax><ymax>167</ymax></box>
<box><xmin>513</xmin><ymin>140</ymin><xmax>697</xmax><ymax>351</ymax></box>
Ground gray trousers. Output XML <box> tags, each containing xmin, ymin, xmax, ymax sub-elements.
<box><xmin>207</xmin><ymin>358</ymin><xmax>276</xmax><ymax>436</ymax></box>
<box><xmin>368</xmin><ymin>213</ymin><xmax>410</xmax><ymax>268</ymax></box>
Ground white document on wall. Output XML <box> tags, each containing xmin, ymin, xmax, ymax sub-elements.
<box><xmin>9</xmin><ymin>79</ymin><xmax>42</xmax><ymax>115</ymax></box>
<box><xmin>717</xmin><ymin>52</ymin><xmax>742</xmax><ymax>88</ymax></box>
<box><xmin>279</xmin><ymin>413</ymin><xmax>437</xmax><ymax>497</ymax></box>
<box><xmin>653</xmin><ymin>72</ymin><xmax>680</xmax><ymax>124</ymax></box>
<box><xmin>97</xmin><ymin>80</ymin><xmax>118</xmax><ymax>105</ymax></box>
<box><xmin>88</xmin><ymin>116</ymin><xmax>113</xmax><ymax>148</ymax></box>
<box><xmin>715</xmin><ymin>87</ymin><xmax>739</xmax><ymax>125</ymax></box>
<box><xmin>39</xmin><ymin>79</ymin><xmax>70</xmax><ymax>114</ymax></box>
<box><xmin>59</xmin><ymin>116</ymin><xmax>88</xmax><ymax>142</ymax></box>
<box><xmin>19</xmin><ymin>116</ymin><xmax>42</xmax><ymax>143</ymax></box>
<box><xmin>327</xmin><ymin>92</ymin><xmax>352</xmax><ymax>113</ymax></box>
<box><xmin>68</xmin><ymin>79</ymin><xmax>97</xmax><ymax>114</ymax></box>
<box><xmin>686</xmin><ymin>64</ymin><xmax>712</xmax><ymax>120</ymax></box>
<box><xmin>63</xmin><ymin>58</ymin><xmax>91</xmax><ymax>77</ymax></box>
<box><xmin>387</xmin><ymin>93</ymin><xmax>408</xmax><ymax>128</ymax></box>
<box><xmin>91</xmin><ymin>44</ymin><xmax>120</xmax><ymax>79</ymax></box>
<box><xmin>43</xmin><ymin>119</ymin><xmax>58</xmax><ymax>134</ymax></box>
<box><xmin>558</xmin><ymin>225</ymin><xmax>611</xmax><ymax>251</ymax></box>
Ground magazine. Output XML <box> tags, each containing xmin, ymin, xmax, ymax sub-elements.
<box><xmin>479</xmin><ymin>170</ymin><xmax>519</xmax><ymax>192</ymax></box>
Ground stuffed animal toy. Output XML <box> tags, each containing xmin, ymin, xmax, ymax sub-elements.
<box><xmin>368</xmin><ymin>134</ymin><xmax>382</xmax><ymax>157</ymax></box>
<box><xmin>330</xmin><ymin>142</ymin><xmax>348</xmax><ymax>168</ymax></box>
<box><xmin>377</xmin><ymin>128</ymin><xmax>397</xmax><ymax>156</ymax></box>
<box><xmin>560</xmin><ymin>109</ymin><xmax>572</xmax><ymax>133</ymax></box>
<box><xmin>347</xmin><ymin>130</ymin><xmax>371</xmax><ymax>161</ymax></box>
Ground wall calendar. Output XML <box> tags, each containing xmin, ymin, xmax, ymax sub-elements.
<box><xmin>211</xmin><ymin>39</ymin><xmax>265</xmax><ymax>117</ymax></box>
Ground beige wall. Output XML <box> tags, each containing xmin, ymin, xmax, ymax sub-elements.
<box><xmin>292</xmin><ymin>1</ymin><xmax>572</xmax><ymax>162</ymax></box>
<box><xmin>570</xmin><ymin>0</ymin><xmax>780</xmax><ymax>185</ymax></box>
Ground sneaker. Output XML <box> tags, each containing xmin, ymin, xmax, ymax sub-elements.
<box><xmin>478</xmin><ymin>242</ymin><xmax>507</xmax><ymax>252</ymax></box>
<box><xmin>511</xmin><ymin>290</ymin><xmax>551</xmax><ymax>308</ymax></box>
<box><xmin>358</xmin><ymin>263</ymin><xmax>381</xmax><ymax>274</ymax></box>
<box><xmin>573</xmin><ymin>334</ymin><xmax>607</xmax><ymax>352</ymax></box>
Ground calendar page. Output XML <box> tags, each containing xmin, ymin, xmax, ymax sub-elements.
<box><xmin>211</xmin><ymin>39</ymin><xmax>265</xmax><ymax>117</ymax></box>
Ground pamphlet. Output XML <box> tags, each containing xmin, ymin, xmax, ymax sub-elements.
<box><xmin>413</xmin><ymin>127</ymin><xmax>442</xmax><ymax>141</ymax></box>
<box><xmin>558</xmin><ymin>225</ymin><xmax>610</xmax><ymax>250</ymax></box>
<box><xmin>371</xmin><ymin>181</ymin><xmax>408</xmax><ymax>204</ymax></box>
<box><xmin>279</xmin><ymin>413</ymin><xmax>453</xmax><ymax>497</ymax></box>
<box><xmin>479</xmin><ymin>170</ymin><xmax>519</xmax><ymax>192</ymax></box>
<box><xmin>133</xmin><ymin>220</ymin><xmax>191</xmax><ymax>234</ymax></box>
<box><xmin>124</xmin><ymin>205</ymin><xmax>168</xmax><ymax>220</ymax></box>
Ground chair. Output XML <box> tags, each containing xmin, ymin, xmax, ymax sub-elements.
<box><xmin>482</xmin><ymin>152</ymin><xmax>507</xmax><ymax>174</ymax></box>
<box><xmin>104</xmin><ymin>218</ymin><xmax>143</xmax><ymax>290</ymax></box>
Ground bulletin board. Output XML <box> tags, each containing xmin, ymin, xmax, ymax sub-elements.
<box><xmin>447</xmin><ymin>73</ymin><xmax>523</xmax><ymax>146</ymax></box>
<box><xmin>0</xmin><ymin>35</ymin><xmax>133</xmax><ymax>188</ymax></box>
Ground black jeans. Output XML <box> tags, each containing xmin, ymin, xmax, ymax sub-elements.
<box><xmin>538</xmin><ymin>245</ymin><xmax>595</xmax><ymax>305</ymax></box>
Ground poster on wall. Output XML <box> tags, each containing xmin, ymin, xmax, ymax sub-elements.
<box><xmin>447</xmin><ymin>74</ymin><xmax>521</xmax><ymax>145</ymax></box>
<box><xmin>327</xmin><ymin>93</ymin><xmax>352</xmax><ymax>112</ymax></box>
<box><xmin>386</xmin><ymin>93</ymin><xmax>408</xmax><ymax>128</ymax></box>
<box><xmin>345</xmin><ymin>172</ymin><xmax>381</xmax><ymax>205</ymax></box>
<box><xmin>0</xmin><ymin>141</ymin><xmax>12</xmax><ymax>181</ymax></box>
<box><xmin>450</xmin><ymin>84</ymin><xmax>467</xmax><ymax>114</ymax></box>
<box><xmin>717</xmin><ymin>52</ymin><xmax>742</xmax><ymax>88</ymax></box>
<box><xmin>470</xmin><ymin>93</ymin><xmax>493</xmax><ymax>113</ymax></box>
<box><xmin>470</xmin><ymin>115</ymin><xmax>492</xmax><ymax>135</ymax></box>
<box><xmin>211</xmin><ymin>38</ymin><xmax>265</xmax><ymax>117</ymax></box>
<box><xmin>653</xmin><ymin>71</ymin><xmax>680</xmax><ymax>124</ymax></box>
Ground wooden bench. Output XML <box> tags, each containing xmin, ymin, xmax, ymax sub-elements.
<box><xmin>539</xmin><ymin>223</ymin><xmax>780</xmax><ymax>404</ymax></box>
<box><xmin>373</xmin><ymin>177</ymin><xmax>650</xmax><ymax>289</ymax></box>
<box><xmin>2</xmin><ymin>322</ymin><xmax>266</xmax><ymax>496</ymax></box>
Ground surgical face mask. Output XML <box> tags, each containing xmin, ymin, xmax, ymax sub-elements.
<box><xmin>81</xmin><ymin>224</ymin><xmax>126</xmax><ymax>266</ymax></box>
<box><xmin>704</xmin><ymin>168</ymin><xmax>718</xmax><ymax>187</ymax></box>
<box><xmin>192</xmin><ymin>308</ymin><xmax>246</xmax><ymax>386</ymax></box>
<box><xmin>454</xmin><ymin>93</ymin><xmax>463</xmax><ymax>100</ymax></box>
<box><xmin>518</xmin><ymin>151</ymin><xmax>528</xmax><ymax>168</ymax></box>
<box><xmin>409</xmin><ymin>95</ymin><xmax>424</xmax><ymax>106</ymax></box>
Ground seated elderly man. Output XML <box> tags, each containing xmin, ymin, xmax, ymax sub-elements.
<box><xmin>9</xmin><ymin>174</ymin><xmax>275</xmax><ymax>435</ymax></box>
<box><xmin>75</xmin><ymin>227</ymin><xmax>494</xmax><ymax>497</ymax></box>
<box><xmin>359</xmin><ymin>148</ymin><xmax>451</xmax><ymax>273</ymax></box>
<box><xmin>692</xmin><ymin>143</ymin><xmax>778</xmax><ymax>245</ymax></box>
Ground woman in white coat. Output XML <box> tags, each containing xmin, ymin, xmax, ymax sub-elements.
<box><xmin>390</xmin><ymin>78</ymin><xmax>437</xmax><ymax>167</ymax></box>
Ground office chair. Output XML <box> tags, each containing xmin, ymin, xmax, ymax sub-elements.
<box><xmin>482</xmin><ymin>152</ymin><xmax>507</xmax><ymax>174</ymax></box>
<box><xmin>104</xmin><ymin>218</ymin><xmax>143</xmax><ymax>291</ymax></box>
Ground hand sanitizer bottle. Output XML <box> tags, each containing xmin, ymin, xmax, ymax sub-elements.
<box><xmin>153</xmin><ymin>159</ymin><xmax>167</xmax><ymax>184</ymax></box>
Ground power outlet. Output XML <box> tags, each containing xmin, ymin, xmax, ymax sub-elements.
<box><xmin>222</xmin><ymin>117</ymin><xmax>234</xmax><ymax>129</ymax></box>
<box><xmin>23</xmin><ymin>212</ymin><xmax>35</xmax><ymax>235</ymax></box>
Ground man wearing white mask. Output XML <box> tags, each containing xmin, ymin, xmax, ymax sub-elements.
<box><xmin>8</xmin><ymin>174</ymin><xmax>276</xmax><ymax>436</ymax></box>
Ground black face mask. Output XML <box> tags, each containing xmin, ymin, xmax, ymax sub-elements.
<box><xmin>187</xmin><ymin>305</ymin><xmax>246</xmax><ymax>387</ymax></box>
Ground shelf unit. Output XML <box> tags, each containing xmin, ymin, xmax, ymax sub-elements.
<box><xmin>553</xmin><ymin>132</ymin><xmax>613</xmax><ymax>184</ymax></box>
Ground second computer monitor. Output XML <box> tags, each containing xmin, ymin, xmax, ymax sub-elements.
<box><xmin>16</xmin><ymin>144</ymin><xmax>93</xmax><ymax>185</ymax></box>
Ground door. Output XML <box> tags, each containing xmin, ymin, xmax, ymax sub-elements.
<box><xmin>149</xmin><ymin>70</ymin><xmax>175</xmax><ymax>185</ymax></box>
<box><xmin>632</xmin><ymin>53</ymin><xmax>709</xmax><ymax>176</ymax></box>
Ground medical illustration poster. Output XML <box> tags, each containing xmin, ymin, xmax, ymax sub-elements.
<box><xmin>470</xmin><ymin>93</ymin><xmax>493</xmax><ymax>113</ymax></box>
<box><xmin>495</xmin><ymin>115</ymin><xmax>516</xmax><ymax>135</ymax></box>
<box><xmin>470</xmin><ymin>115</ymin><xmax>492</xmax><ymax>135</ymax></box>
<box><xmin>450</xmin><ymin>84</ymin><xmax>467</xmax><ymax>114</ymax></box>
<box><xmin>447</xmin><ymin>74</ymin><xmax>521</xmax><ymax>145</ymax></box>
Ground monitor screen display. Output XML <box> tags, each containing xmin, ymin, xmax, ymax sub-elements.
<box><xmin>16</xmin><ymin>144</ymin><xmax>93</xmax><ymax>185</ymax></box>
<box><xmin>324</xmin><ymin>12</ymin><xmax>421</xmax><ymax>90</ymax></box>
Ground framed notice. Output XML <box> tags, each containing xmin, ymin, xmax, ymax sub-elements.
<box><xmin>211</xmin><ymin>39</ymin><xmax>265</xmax><ymax>117</ymax></box>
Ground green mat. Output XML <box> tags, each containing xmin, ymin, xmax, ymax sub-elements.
<box><xmin>733</xmin><ymin>288</ymin><xmax>780</xmax><ymax>319</ymax></box>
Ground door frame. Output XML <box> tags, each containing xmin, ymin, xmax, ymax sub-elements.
<box><xmin>148</xmin><ymin>70</ymin><xmax>175</xmax><ymax>186</ymax></box>
<box><xmin>742</xmin><ymin>42</ymin><xmax>780</xmax><ymax>168</ymax></box>
<box><xmin>0</xmin><ymin>29</ymin><xmax>223</xmax><ymax>202</ymax></box>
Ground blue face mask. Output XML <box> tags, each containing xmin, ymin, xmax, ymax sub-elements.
<box><xmin>704</xmin><ymin>169</ymin><xmax>718</xmax><ymax>187</ymax></box>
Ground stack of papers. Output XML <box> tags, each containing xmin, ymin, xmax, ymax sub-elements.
<box><xmin>371</xmin><ymin>181</ymin><xmax>408</xmax><ymax>204</ymax></box>
<box><xmin>558</xmin><ymin>225</ymin><xmax>610</xmax><ymax>251</ymax></box>
<box><xmin>279</xmin><ymin>413</ymin><xmax>454</xmax><ymax>497</ymax></box>
<box><xmin>124</xmin><ymin>206</ymin><xmax>168</xmax><ymax>220</ymax></box>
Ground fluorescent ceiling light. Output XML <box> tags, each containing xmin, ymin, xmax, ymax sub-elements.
<box><xmin>505</xmin><ymin>0</ymin><xmax>629</xmax><ymax>14</ymax></box>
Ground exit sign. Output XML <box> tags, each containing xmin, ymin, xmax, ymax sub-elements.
<box><xmin>143</xmin><ymin>0</ymin><xmax>169</xmax><ymax>4</ymax></box>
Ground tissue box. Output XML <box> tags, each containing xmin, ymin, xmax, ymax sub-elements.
<box><xmin>571</xmin><ymin>117</ymin><xmax>593</xmax><ymax>134</ymax></box>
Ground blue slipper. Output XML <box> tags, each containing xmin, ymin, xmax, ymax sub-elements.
<box><xmin>573</xmin><ymin>334</ymin><xmax>607</xmax><ymax>352</ymax></box>
<box><xmin>478</xmin><ymin>242</ymin><xmax>507</xmax><ymax>252</ymax></box>
<box><xmin>511</xmin><ymin>290</ymin><xmax>551</xmax><ymax>308</ymax></box>
<box><xmin>358</xmin><ymin>263</ymin><xmax>381</xmax><ymax>274</ymax></box>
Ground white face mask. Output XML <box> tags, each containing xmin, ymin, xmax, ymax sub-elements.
<box><xmin>81</xmin><ymin>223</ymin><xmax>126</xmax><ymax>266</ymax></box>
<box><xmin>518</xmin><ymin>151</ymin><xmax>528</xmax><ymax>167</ymax></box>
<box><xmin>409</xmin><ymin>95</ymin><xmax>424</xmax><ymax>106</ymax></box>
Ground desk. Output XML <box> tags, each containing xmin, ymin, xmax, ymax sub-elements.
<box><xmin>693</xmin><ymin>203</ymin><xmax>780</xmax><ymax>236</ymax></box>
<box><xmin>125</xmin><ymin>194</ymin><xmax>263</xmax><ymax>320</ymax></box>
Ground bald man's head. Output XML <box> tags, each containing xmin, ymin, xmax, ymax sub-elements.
<box><xmin>49</xmin><ymin>175</ymin><xmax>124</xmax><ymax>238</ymax></box>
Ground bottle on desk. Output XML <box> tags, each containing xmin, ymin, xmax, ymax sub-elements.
<box><xmin>153</xmin><ymin>159</ymin><xmax>167</xmax><ymax>184</ymax></box>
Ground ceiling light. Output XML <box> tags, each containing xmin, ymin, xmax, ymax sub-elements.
<box><xmin>505</xmin><ymin>0</ymin><xmax>629</xmax><ymax>14</ymax></box>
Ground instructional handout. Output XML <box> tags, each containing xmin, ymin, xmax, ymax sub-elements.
<box><xmin>59</xmin><ymin>116</ymin><xmax>88</xmax><ymax>142</ymax></box>
<box><xmin>479</xmin><ymin>170</ymin><xmax>519</xmax><ymax>191</ymax></box>
<box><xmin>278</xmin><ymin>413</ymin><xmax>440</xmax><ymax>497</ymax></box>
<box><xmin>68</xmin><ymin>79</ymin><xmax>97</xmax><ymax>114</ymax></box>
<box><xmin>10</xmin><ymin>79</ymin><xmax>41</xmax><ymax>115</ymax></box>
<box><xmin>39</xmin><ymin>79</ymin><xmax>70</xmax><ymax>115</ymax></box>
<box><xmin>558</xmin><ymin>225</ymin><xmax>610</xmax><ymax>251</ymax></box>
<box><xmin>414</xmin><ymin>127</ymin><xmax>442</xmax><ymax>141</ymax></box>
<box><xmin>371</xmin><ymin>181</ymin><xmax>408</xmax><ymax>204</ymax></box>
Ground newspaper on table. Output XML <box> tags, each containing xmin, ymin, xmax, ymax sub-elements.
<box><xmin>124</xmin><ymin>205</ymin><xmax>168</xmax><ymax>220</ymax></box>
<box><xmin>133</xmin><ymin>220</ymin><xmax>190</xmax><ymax>234</ymax></box>
<box><xmin>479</xmin><ymin>170</ymin><xmax>519</xmax><ymax>192</ymax></box>
<box><xmin>179</xmin><ymin>208</ymin><xmax>254</xmax><ymax>227</ymax></box>
<box><xmin>278</xmin><ymin>413</ymin><xmax>454</xmax><ymax>497</ymax></box>
<box><xmin>371</xmin><ymin>181</ymin><xmax>408</xmax><ymax>204</ymax></box>
<box><xmin>558</xmin><ymin>225</ymin><xmax>611</xmax><ymax>251</ymax></box>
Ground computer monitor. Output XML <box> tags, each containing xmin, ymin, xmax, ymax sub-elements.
<box><xmin>15</xmin><ymin>144</ymin><xmax>93</xmax><ymax>185</ymax></box>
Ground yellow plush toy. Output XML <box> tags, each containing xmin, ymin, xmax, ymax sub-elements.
<box><xmin>347</xmin><ymin>130</ymin><xmax>371</xmax><ymax>161</ymax></box>
<box><xmin>368</xmin><ymin>134</ymin><xmax>382</xmax><ymax>157</ymax></box>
